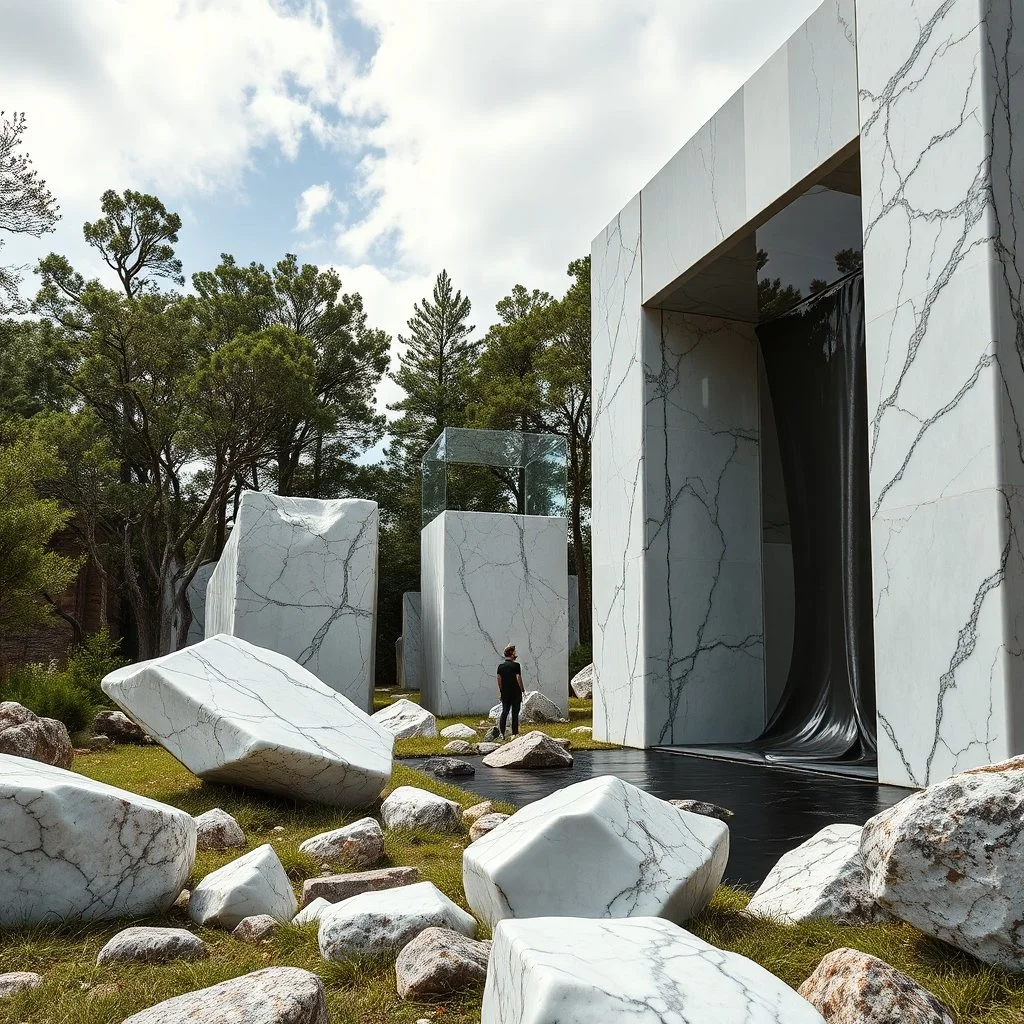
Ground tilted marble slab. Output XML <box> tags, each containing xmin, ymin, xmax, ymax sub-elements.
<box><xmin>482</xmin><ymin>916</ymin><xmax>827</xmax><ymax>1023</ymax></box>
<box><xmin>205</xmin><ymin>491</ymin><xmax>378</xmax><ymax>712</ymax></box>
<box><xmin>463</xmin><ymin>775</ymin><xmax>727</xmax><ymax>927</ymax></box>
<box><xmin>421</xmin><ymin>510</ymin><xmax>568</xmax><ymax>716</ymax></box>
<box><xmin>102</xmin><ymin>634</ymin><xmax>393</xmax><ymax>808</ymax></box>
<box><xmin>0</xmin><ymin>754</ymin><xmax>195</xmax><ymax>927</ymax></box>
<box><xmin>400</xmin><ymin>592</ymin><xmax>422</xmax><ymax>690</ymax></box>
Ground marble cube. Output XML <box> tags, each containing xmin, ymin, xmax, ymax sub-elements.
<box><xmin>421</xmin><ymin>510</ymin><xmax>568</xmax><ymax>716</ymax></box>
<box><xmin>205</xmin><ymin>491</ymin><xmax>378</xmax><ymax>711</ymax></box>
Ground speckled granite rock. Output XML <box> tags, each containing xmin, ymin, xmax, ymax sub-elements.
<box><xmin>97</xmin><ymin>927</ymin><xmax>207</xmax><ymax>965</ymax></box>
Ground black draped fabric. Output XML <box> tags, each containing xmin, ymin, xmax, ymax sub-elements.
<box><xmin>753</xmin><ymin>271</ymin><xmax>876</xmax><ymax>762</ymax></box>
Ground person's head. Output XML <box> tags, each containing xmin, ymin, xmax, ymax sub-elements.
<box><xmin>503</xmin><ymin>644</ymin><xmax>517</xmax><ymax>660</ymax></box>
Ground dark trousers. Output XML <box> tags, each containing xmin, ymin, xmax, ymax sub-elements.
<box><xmin>499</xmin><ymin>693</ymin><xmax>521</xmax><ymax>736</ymax></box>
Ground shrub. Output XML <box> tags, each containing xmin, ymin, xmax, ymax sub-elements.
<box><xmin>569</xmin><ymin>642</ymin><xmax>592</xmax><ymax>681</ymax></box>
<box><xmin>63</xmin><ymin>628</ymin><xmax>125</xmax><ymax>704</ymax></box>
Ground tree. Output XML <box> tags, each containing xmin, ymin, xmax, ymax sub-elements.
<box><xmin>0</xmin><ymin>426</ymin><xmax>82</xmax><ymax>639</ymax></box>
<box><xmin>389</xmin><ymin>270</ymin><xmax>478</xmax><ymax>467</ymax></box>
<box><xmin>0</xmin><ymin>112</ymin><xmax>60</xmax><ymax>313</ymax></box>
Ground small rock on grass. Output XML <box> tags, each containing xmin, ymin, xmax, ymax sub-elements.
<box><xmin>477</xmin><ymin>742</ymin><xmax>501</xmax><ymax>755</ymax></box>
<box><xmin>232</xmin><ymin>915</ymin><xmax>280</xmax><ymax>942</ymax></box>
<box><xmin>381</xmin><ymin>786</ymin><xmax>462</xmax><ymax>832</ymax></box>
<box><xmin>97</xmin><ymin>926</ymin><xmax>208</xmax><ymax>965</ymax></box>
<box><xmin>122</xmin><ymin>967</ymin><xmax>328</xmax><ymax>1024</ymax></box>
<box><xmin>298</xmin><ymin>817</ymin><xmax>384</xmax><ymax>869</ymax></box>
<box><xmin>0</xmin><ymin>972</ymin><xmax>42</xmax><ymax>997</ymax></box>
<box><xmin>443</xmin><ymin>739</ymin><xmax>475</xmax><ymax>755</ymax></box>
<box><xmin>293</xmin><ymin>897</ymin><xmax>332</xmax><ymax>925</ymax></box>
<box><xmin>189</xmin><ymin>844</ymin><xmax>297</xmax><ymax>929</ymax></box>
<box><xmin>194</xmin><ymin>807</ymin><xmax>246</xmax><ymax>851</ymax></box>
<box><xmin>396</xmin><ymin>927</ymin><xmax>491</xmax><ymax>1000</ymax></box>
<box><xmin>463</xmin><ymin>800</ymin><xmax>494</xmax><ymax>823</ymax></box>
<box><xmin>569</xmin><ymin>725</ymin><xmax>592</xmax><ymax>735</ymax></box>
<box><xmin>440</xmin><ymin>723</ymin><xmax>478</xmax><ymax>740</ymax></box>
<box><xmin>470</xmin><ymin>813</ymin><xmax>510</xmax><ymax>842</ymax></box>
<box><xmin>302</xmin><ymin>865</ymin><xmax>419</xmax><ymax>908</ymax></box>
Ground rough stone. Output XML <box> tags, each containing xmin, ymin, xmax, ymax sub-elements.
<box><xmin>464</xmin><ymin>775</ymin><xmax>728</xmax><ymax>927</ymax></box>
<box><xmin>669</xmin><ymin>799</ymin><xmax>734</xmax><ymax>822</ymax></box>
<box><xmin>292</xmin><ymin>898</ymin><xmax>332</xmax><ymax>925</ymax></box>
<box><xmin>97</xmin><ymin>927</ymin><xmax>208</xmax><ymax>965</ymax></box>
<box><xmin>424</xmin><ymin>757</ymin><xmax>475</xmax><ymax>777</ymax></box>
<box><xmin>298</xmin><ymin>817</ymin><xmax>384</xmax><ymax>869</ymax></box>
<box><xmin>102</xmin><ymin>634</ymin><xmax>394</xmax><ymax>808</ymax></box>
<box><xmin>189</xmin><ymin>844</ymin><xmax>297</xmax><ymax>929</ymax></box>
<box><xmin>440</xmin><ymin>724</ymin><xmax>479</xmax><ymax>740</ymax></box>
<box><xmin>570</xmin><ymin>663</ymin><xmax>594</xmax><ymax>699</ymax></box>
<box><xmin>232</xmin><ymin>914</ymin><xmax>280</xmax><ymax>942</ymax></box>
<box><xmin>748</xmin><ymin>824</ymin><xmax>889</xmax><ymax>926</ymax></box>
<box><xmin>488</xmin><ymin>691</ymin><xmax>566</xmax><ymax>724</ymax></box>
<box><xmin>798</xmin><ymin>948</ymin><xmax>954</xmax><ymax>1024</ymax></box>
<box><xmin>443</xmin><ymin>739</ymin><xmax>475</xmax><ymax>755</ymax></box>
<box><xmin>318</xmin><ymin>881</ymin><xmax>476</xmax><ymax>960</ymax></box>
<box><xmin>482</xmin><ymin>916</ymin><xmax>825</xmax><ymax>1023</ymax></box>
<box><xmin>92</xmin><ymin>709</ymin><xmax>149</xmax><ymax>744</ymax></box>
<box><xmin>481</xmin><ymin>732</ymin><xmax>573</xmax><ymax>769</ymax></box>
<box><xmin>463</xmin><ymin>801</ymin><xmax>494</xmax><ymax>823</ymax></box>
<box><xmin>477</xmin><ymin>742</ymin><xmax>501</xmax><ymax>755</ymax></box>
<box><xmin>195</xmin><ymin>808</ymin><xmax>247</xmax><ymax>851</ymax></box>
<box><xmin>0</xmin><ymin>703</ymin><xmax>72</xmax><ymax>769</ymax></box>
<box><xmin>861</xmin><ymin>756</ymin><xmax>1024</xmax><ymax>971</ymax></box>
<box><xmin>122</xmin><ymin>967</ymin><xmax>328</xmax><ymax>1023</ymax></box>
<box><xmin>569</xmin><ymin>726</ymin><xmax>592</xmax><ymax>736</ymax></box>
<box><xmin>0</xmin><ymin>972</ymin><xmax>42</xmax><ymax>998</ymax></box>
<box><xmin>381</xmin><ymin>786</ymin><xmax>462</xmax><ymax>832</ymax></box>
<box><xmin>89</xmin><ymin>734</ymin><xmax>114</xmax><ymax>751</ymax></box>
<box><xmin>0</xmin><ymin>754</ymin><xmax>195</xmax><ymax>927</ymax></box>
<box><xmin>301</xmin><ymin>866</ymin><xmax>419</xmax><ymax>908</ymax></box>
<box><xmin>396</xmin><ymin>927</ymin><xmax>491</xmax><ymax>1000</ymax></box>
<box><xmin>371</xmin><ymin>698</ymin><xmax>437</xmax><ymax>739</ymax></box>
<box><xmin>482</xmin><ymin>726</ymin><xmax>501</xmax><ymax>741</ymax></box>
<box><xmin>470</xmin><ymin>814</ymin><xmax>510</xmax><ymax>843</ymax></box>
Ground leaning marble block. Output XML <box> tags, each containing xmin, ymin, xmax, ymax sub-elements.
<box><xmin>205</xmin><ymin>491</ymin><xmax>378</xmax><ymax>712</ymax></box>
<box><xmin>463</xmin><ymin>775</ymin><xmax>727</xmax><ymax>927</ymax></box>
<box><xmin>401</xmin><ymin>592</ymin><xmax>422</xmax><ymax>690</ymax></box>
<box><xmin>482</xmin><ymin>917</ymin><xmax>827</xmax><ymax>1023</ymax></box>
<box><xmin>0</xmin><ymin>754</ymin><xmax>196</xmax><ymax>928</ymax></box>
<box><xmin>421</xmin><ymin>510</ymin><xmax>568</xmax><ymax>716</ymax></box>
<box><xmin>102</xmin><ymin>634</ymin><xmax>393</xmax><ymax>808</ymax></box>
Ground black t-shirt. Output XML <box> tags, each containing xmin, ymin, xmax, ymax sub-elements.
<box><xmin>496</xmin><ymin>660</ymin><xmax>522</xmax><ymax>696</ymax></box>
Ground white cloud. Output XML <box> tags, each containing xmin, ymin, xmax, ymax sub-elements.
<box><xmin>295</xmin><ymin>182</ymin><xmax>335</xmax><ymax>232</ymax></box>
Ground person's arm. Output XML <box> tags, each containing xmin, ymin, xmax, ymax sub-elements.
<box><xmin>516</xmin><ymin>671</ymin><xmax>524</xmax><ymax>694</ymax></box>
<box><xmin>497</xmin><ymin>673</ymin><xmax>502</xmax><ymax>700</ymax></box>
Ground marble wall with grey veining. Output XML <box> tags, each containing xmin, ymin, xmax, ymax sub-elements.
<box><xmin>205</xmin><ymin>491</ymin><xmax>378</xmax><ymax>712</ymax></box>
<box><xmin>857</xmin><ymin>0</ymin><xmax>1024</xmax><ymax>786</ymax></box>
<box><xmin>400</xmin><ymin>592</ymin><xmax>422</xmax><ymax>690</ymax></box>
<box><xmin>420</xmin><ymin>511</ymin><xmax>568</xmax><ymax>716</ymax></box>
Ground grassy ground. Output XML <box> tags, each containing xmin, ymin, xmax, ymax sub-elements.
<box><xmin>375</xmin><ymin>688</ymin><xmax>620</xmax><ymax>757</ymax></box>
<box><xmin>3</xmin><ymin>746</ymin><xmax>1024</xmax><ymax>1023</ymax></box>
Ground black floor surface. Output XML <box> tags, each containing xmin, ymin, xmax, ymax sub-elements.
<box><xmin>409</xmin><ymin>748</ymin><xmax>910</xmax><ymax>888</ymax></box>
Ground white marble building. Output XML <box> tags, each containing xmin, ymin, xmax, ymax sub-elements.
<box><xmin>421</xmin><ymin>511</ymin><xmax>568</xmax><ymax>716</ymax></box>
<box><xmin>591</xmin><ymin>0</ymin><xmax>1024</xmax><ymax>787</ymax></box>
<box><xmin>206</xmin><ymin>491</ymin><xmax>379</xmax><ymax>712</ymax></box>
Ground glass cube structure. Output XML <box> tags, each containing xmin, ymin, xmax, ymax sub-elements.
<box><xmin>421</xmin><ymin>428</ymin><xmax>567</xmax><ymax>528</ymax></box>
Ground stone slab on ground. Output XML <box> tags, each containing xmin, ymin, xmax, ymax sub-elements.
<box><xmin>189</xmin><ymin>844</ymin><xmax>297</xmax><ymax>929</ymax></box>
<box><xmin>301</xmin><ymin>866</ymin><xmax>419</xmax><ymax>908</ymax></box>
<box><xmin>102</xmin><ymin>634</ymin><xmax>393</xmax><ymax>809</ymax></box>
<box><xmin>97</xmin><ymin>927</ymin><xmax>208</xmax><ymax>965</ymax></box>
<box><xmin>0</xmin><ymin>754</ymin><xmax>195</xmax><ymax>928</ymax></box>
<box><xmin>396</xmin><ymin>927</ymin><xmax>491</xmax><ymax>1000</ymax></box>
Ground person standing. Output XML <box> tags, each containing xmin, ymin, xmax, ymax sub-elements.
<box><xmin>496</xmin><ymin>644</ymin><xmax>525</xmax><ymax>739</ymax></box>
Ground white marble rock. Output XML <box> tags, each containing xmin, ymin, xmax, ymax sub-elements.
<box><xmin>0</xmin><ymin>754</ymin><xmax>195</xmax><ymax>928</ymax></box>
<box><xmin>298</xmin><ymin>817</ymin><xmax>384</xmax><ymax>869</ymax></box>
<box><xmin>443</xmin><ymin>739</ymin><xmax>475</xmax><ymax>754</ymax></box>
<box><xmin>482</xmin><ymin>916</ymin><xmax>827</xmax><ymax>1023</ymax></box>
<box><xmin>747</xmin><ymin>824</ymin><xmax>888</xmax><ymax>925</ymax></box>
<box><xmin>0</xmin><ymin>972</ymin><xmax>42</xmax><ymax>998</ymax></box>
<box><xmin>470</xmin><ymin>813</ymin><xmax>510</xmax><ymax>842</ymax></box>
<box><xmin>480</xmin><ymin>731</ymin><xmax>573</xmax><ymax>769</ymax></box>
<box><xmin>194</xmin><ymin>807</ymin><xmax>247</xmax><ymax>851</ymax></box>
<box><xmin>381</xmin><ymin>786</ymin><xmax>462</xmax><ymax>833</ymax></box>
<box><xmin>463</xmin><ymin>800</ymin><xmax>495</xmax><ymax>823</ymax></box>
<box><xmin>293</xmin><ymin>897</ymin><xmax>332</xmax><ymax>925</ymax></box>
<box><xmin>188</xmin><ymin>844</ymin><xmax>298</xmax><ymax>930</ymax></box>
<box><xmin>205</xmin><ymin>491</ymin><xmax>379</xmax><ymax>711</ymax></box>
<box><xmin>371</xmin><ymin>698</ymin><xmax>437</xmax><ymax>739</ymax></box>
<box><xmin>421</xmin><ymin>510</ymin><xmax>568</xmax><ymax>716</ymax></box>
<box><xmin>102</xmin><ymin>634</ymin><xmax>393</xmax><ymax>808</ymax></box>
<box><xmin>96</xmin><ymin>926</ymin><xmax>208</xmax><ymax>965</ymax></box>
<box><xmin>318</xmin><ymin>880</ymin><xmax>477</xmax><ymax>960</ymax></box>
<box><xmin>441</xmin><ymin>723</ymin><xmax>479</xmax><ymax>740</ymax></box>
<box><xmin>401</xmin><ymin>591</ymin><xmax>422</xmax><ymax>690</ymax></box>
<box><xmin>860</xmin><ymin>757</ymin><xmax>1024</xmax><ymax>971</ymax></box>
<box><xmin>463</xmin><ymin>775</ymin><xmax>728</xmax><ymax>927</ymax></box>
<box><xmin>570</xmin><ymin>663</ymin><xmax>594</xmax><ymax>699</ymax></box>
<box><xmin>488</xmin><ymin>691</ymin><xmax>566</xmax><ymax>724</ymax></box>
<box><xmin>185</xmin><ymin>561</ymin><xmax>216</xmax><ymax>647</ymax></box>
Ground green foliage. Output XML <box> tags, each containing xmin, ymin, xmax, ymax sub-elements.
<box><xmin>569</xmin><ymin>642</ymin><xmax>592</xmax><ymax>680</ymax></box>
<box><xmin>62</xmin><ymin>628</ymin><xmax>126</xmax><ymax>702</ymax></box>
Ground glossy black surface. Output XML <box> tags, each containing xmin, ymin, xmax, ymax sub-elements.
<box><xmin>411</xmin><ymin>748</ymin><xmax>909</xmax><ymax>888</ymax></box>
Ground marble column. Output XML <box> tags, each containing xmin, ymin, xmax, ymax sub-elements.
<box><xmin>401</xmin><ymin>592</ymin><xmax>422</xmax><ymax>691</ymax></box>
<box><xmin>857</xmin><ymin>0</ymin><xmax>1024</xmax><ymax>785</ymax></box>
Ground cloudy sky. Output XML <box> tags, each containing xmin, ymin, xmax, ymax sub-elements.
<box><xmin>1</xmin><ymin>0</ymin><xmax>822</xmax><ymax>436</ymax></box>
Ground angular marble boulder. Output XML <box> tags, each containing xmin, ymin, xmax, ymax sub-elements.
<box><xmin>97</xmin><ymin>927</ymin><xmax>208</xmax><ymax>965</ymax></box>
<box><xmin>301</xmin><ymin>866</ymin><xmax>419</xmax><ymax>907</ymax></box>
<box><xmin>396</xmin><ymin>927</ymin><xmax>491</xmax><ymax>1000</ymax></box>
<box><xmin>232</xmin><ymin>914</ymin><xmax>280</xmax><ymax>942</ymax></box>
<box><xmin>482</xmin><ymin>917</ymin><xmax>826</xmax><ymax>1024</ymax></box>
<box><xmin>488</xmin><ymin>691</ymin><xmax>566</xmax><ymax>724</ymax></box>
<box><xmin>669</xmin><ymin>798</ymin><xmax>734</xmax><ymax>822</ymax></box>
<box><xmin>477</xmin><ymin>741</ymin><xmax>501</xmax><ymax>754</ymax></box>
<box><xmin>861</xmin><ymin>756</ymin><xmax>1024</xmax><ymax>971</ymax></box>
<box><xmin>189</xmin><ymin>844</ymin><xmax>297</xmax><ymax>929</ymax></box>
<box><xmin>92</xmin><ymin>709</ymin><xmax>149</xmax><ymax>744</ymax></box>
<box><xmin>463</xmin><ymin>800</ymin><xmax>495</xmax><ymax>823</ymax></box>
<box><xmin>318</xmin><ymin>880</ymin><xmax>476</xmax><ymax>960</ymax></box>
<box><xmin>382</xmin><ymin>786</ymin><xmax>462</xmax><ymax>832</ymax></box>
<box><xmin>481</xmin><ymin>731</ymin><xmax>573</xmax><ymax>769</ymax></box>
<box><xmin>424</xmin><ymin>756</ymin><xmax>475</xmax><ymax>777</ymax></box>
<box><xmin>470</xmin><ymin>813</ymin><xmax>510</xmax><ymax>842</ymax></box>
<box><xmin>123</xmin><ymin>967</ymin><xmax>328</xmax><ymax>1024</ymax></box>
<box><xmin>293</xmin><ymin>897</ymin><xmax>332</xmax><ymax>925</ymax></box>
<box><xmin>443</xmin><ymin>739</ymin><xmax>475</xmax><ymax>755</ymax></box>
<box><xmin>298</xmin><ymin>817</ymin><xmax>384</xmax><ymax>869</ymax></box>
<box><xmin>102</xmin><ymin>634</ymin><xmax>393</xmax><ymax>808</ymax></box>
<box><xmin>0</xmin><ymin>702</ymin><xmax>72</xmax><ymax>768</ymax></box>
<box><xmin>799</xmin><ymin>948</ymin><xmax>953</xmax><ymax>1024</ymax></box>
<box><xmin>0</xmin><ymin>972</ymin><xmax>42</xmax><ymax>998</ymax></box>
<box><xmin>747</xmin><ymin>824</ymin><xmax>888</xmax><ymax>925</ymax></box>
<box><xmin>0</xmin><ymin>754</ymin><xmax>195</xmax><ymax>927</ymax></box>
<box><xmin>441</xmin><ymin>723</ymin><xmax>478</xmax><ymax>740</ymax></box>
<box><xmin>205</xmin><ymin>491</ymin><xmax>379</xmax><ymax>710</ymax></box>
<box><xmin>194</xmin><ymin>808</ymin><xmax>247</xmax><ymax>851</ymax></box>
<box><xmin>371</xmin><ymin>698</ymin><xmax>437</xmax><ymax>739</ymax></box>
<box><xmin>570</xmin><ymin>663</ymin><xmax>594</xmax><ymax>699</ymax></box>
<box><xmin>464</xmin><ymin>775</ymin><xmax>727</xmax><ymax>927</ymax></box>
